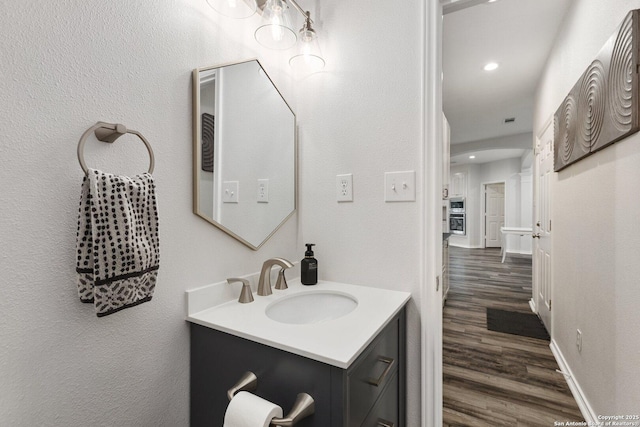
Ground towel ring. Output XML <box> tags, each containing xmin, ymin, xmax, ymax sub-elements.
<box><xmin>77</xmin><ymin>121</ymin><xmax>155</xmax><ymax>175</ymax></box>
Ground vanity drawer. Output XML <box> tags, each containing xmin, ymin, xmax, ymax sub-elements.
<box><xmin>360</xmin><ymin>373</ymin><xmax>399</xmax><ymax>427</ymax></box>
<box><xmin>347</xmin><ymin>318</ymin><xmax>400</xmax><ymax>427</ymax></box>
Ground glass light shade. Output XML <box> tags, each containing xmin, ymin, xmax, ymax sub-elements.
<box><xmin>254</xmin><ymin>0</ymin><xmax>297</xmax><ymax>50</ymax></box>
<box><xmin>289</xmin><ymin>28</ymin><xmax>325</xmax><ymax>73</ymax></box>
<box><xmin>206</xmin><ymin>0</ymin><xmax>257</xmax><ymax>18</ymax></box>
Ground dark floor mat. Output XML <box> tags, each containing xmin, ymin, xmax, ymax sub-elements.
<box><xmin>486</xmin><ymin>308</ymin><xmax>550</xmax><ymax>340</ymax></box>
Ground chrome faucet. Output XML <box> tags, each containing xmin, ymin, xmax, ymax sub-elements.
<box><xmin>257</xmin><ymin>257</ymin><xmax>294</xmax><ymax>296</ymax></box>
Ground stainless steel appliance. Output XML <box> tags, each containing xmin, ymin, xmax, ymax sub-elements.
<box><xmin>449</xmin><ymin>197</ymin><xmax>465</xmax><ymax>213</ymax></box>
<box><xmin>449</xmin><ymin>197</ymin><xmax>465</xmax><ymax>235</ymax></box>
<box><xmin>450</xmin><ymin>213</ymin><xmax>466</xmax><ymax>235</ymax></box>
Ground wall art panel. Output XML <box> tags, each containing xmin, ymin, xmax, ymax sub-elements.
<box><xmin>554</xmin><ymin>9</ymin><xmax>640</xmax><ymax>171</ymax></box>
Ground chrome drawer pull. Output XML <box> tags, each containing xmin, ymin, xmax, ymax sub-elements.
<box><xmin>367</xmin><ymin>356</ymin><xmax>395</xmax><ymax>387</ymax></box>
<box><xmin>377</xmin><ymin>419</ymin><xmax>395</xmax><ymax>427</ymax></box>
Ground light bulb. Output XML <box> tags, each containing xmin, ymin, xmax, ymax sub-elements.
<box><xmin>289</xmin><ymin>27</ymin><xmax>325</xmax><ymax>75</ymax></box>
<box><xmin>255</xmin><ymin>0</ymin><xmax>297</xmax><ymax>50</ymax></box>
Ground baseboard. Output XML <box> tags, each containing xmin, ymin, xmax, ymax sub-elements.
<box><xmin>549</xmin><ymin>340</ymin><xmax>598</xmax><ymax>424</ymax></box>
<box><xmin>448</xmin><ymin>242</ymin><xmax>482</xmax><ymax>249</ymax></box>
<box><xmin>529</xmin><ymin>298</ymin><xmax>537</xmax><ymax>313</ymax></box>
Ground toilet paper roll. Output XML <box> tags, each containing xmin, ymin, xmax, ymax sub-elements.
<box><xmin>223</xmin><ymin>391</ymin><xmax>283</xmax><ymax>427</ymax></box>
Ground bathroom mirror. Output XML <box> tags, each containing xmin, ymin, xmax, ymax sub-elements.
<box><xmin>193</xmin><ymin>59</ymin><xmax>296</xmax><ymax>250</ymax></box>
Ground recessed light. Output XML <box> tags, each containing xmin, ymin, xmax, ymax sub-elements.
<box><xmin>488</xmin><ymin>0</ymin><xmax>498</xmax><ymax>3</ymax></box>
<box><xmin>469</xmin><ymin>155</ymin><xmax>476</xmax><ymax>159</ymax></box>
<box><xmin>484</xmin><ymin>62</ymin><xmax>499</xmax><ymax>71</ymax></box>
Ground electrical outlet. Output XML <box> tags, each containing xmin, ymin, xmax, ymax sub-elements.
<box><xmin>336</xmin><ymin>174</ymin><xmax>353</xmax><ymax>202</ymax></box>
<box><xmin>576</xmin><ymin>329</ymin><xmax>582</xmax><ymax>353</ymax></box>
<box><xmin>257</xmin><ymin>179</ymin><xmax>269</xmax><ymax>203</ymax></box>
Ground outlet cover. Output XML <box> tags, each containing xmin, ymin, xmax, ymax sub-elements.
<box><xmin>576</xmin><ymin>329</ymin><xmax>582</xmax><ymax>353</ymax></box>
<box><xmin>336</xmin><ymin>173</ymin><xmax>353</xmax><ymax>202</ymax></box>
<box><xmin>385</xmin><ymin>171</ymin><xmax>416</xmax><ymax>202</ymax></box>
<box><xmin>222</xmin><ymin>181</ymin><xmax>239</xmax><ymax>203</ymax></box>
<box><xmin>257</xmin><ymin>179</ymin><xmax>269</xmax><ymax>203</ymax></box>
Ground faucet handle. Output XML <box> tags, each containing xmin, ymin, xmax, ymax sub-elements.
<box><xmin>275</xmin><ymin>269</ymin><xmax>288</xmax><ymax>290</ymax></box>
<box><xmin>227</xmin><ymin>278</ymin><xmax>254</xmax><ymax>304</ymax></box>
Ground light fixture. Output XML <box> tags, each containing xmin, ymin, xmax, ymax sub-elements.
<box><xmin>254</xmin><ymin>0</ymin><xmax>297</xmax><ymax>50</ymax></box>
<box><xmin>484</xmin><ymin>62</ymin><xmax>499</xmax><ymax>71</ymax></box>
<box><xmin>289</xmin><ymin>11</ymin><xmax>325</xmax><ymax>73</ymax></box>
<box><xmin>210</xmin><ymin>0</ymin><xmax>326</xmax><ymax>70</ymax></box>
<box><xmin>469</xmin><ymin>155</ymin><xmax>476</xmax><ymax>159</ymax></box>
<box><xmin>206</xmin><ymin>0</ymin><xmax>257</xmax><ymax>19</ymax></box>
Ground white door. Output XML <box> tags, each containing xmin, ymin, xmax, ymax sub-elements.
<box><xmin>485</xmin><ymin>183</ymin><xmax>505</xmax><ymax>247</ymax></box>
<box><xmin>534</xmin><ymin>121</ymin><xmax>553</xmax><ymax>332</ymax></box>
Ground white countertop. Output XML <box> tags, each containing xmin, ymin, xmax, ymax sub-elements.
<box><xmin>186</xmin><ymin>279</ymin><xmax>411</xmax><ymax>369</ymax></box>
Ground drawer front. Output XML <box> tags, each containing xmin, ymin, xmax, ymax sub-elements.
<box><xmin>360</xmin><ymin>373</ymin><xmax>399</xmax><ymax>427</ymax></box>
<box><xmin>348</xmin><ymin>318</ymin><xmax>399</xmax><ymax>427</ymax></box>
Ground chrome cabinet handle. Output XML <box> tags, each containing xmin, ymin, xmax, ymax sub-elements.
<box><xmin>377</xmin><ymin>419</ymin><xmax>395</xmax><ymax>427</ymax></box>
<box><xmin>367</xmin><ymin>356</ymin><xmax>395</xmax><ymax>387</ymax></box>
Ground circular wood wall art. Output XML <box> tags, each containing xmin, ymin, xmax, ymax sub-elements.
<box><xmin>556</xmin><ymin>94</ymin><xmax>578</xmax><ymax>170</ymax></box>
<box><xmin>578</xmin><ymin>60</ymin><xmax>606</xmax><ymax>151</ymax></box>
<box><xmin>608</xmin><ymin>11</ymin><xmax>634</xmax><ymax>133</ymax></box>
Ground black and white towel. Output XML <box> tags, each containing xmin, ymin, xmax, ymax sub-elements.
<box><xmin>76</xmin><ymin>169</ymin><xmax>160</xmax><ymax>317</ymax></box>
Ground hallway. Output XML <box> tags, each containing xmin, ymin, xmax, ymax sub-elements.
<box><xmin>443</xmin><ymin>247</ymin><xmax>583</xmax><ymax>426</ymax></box>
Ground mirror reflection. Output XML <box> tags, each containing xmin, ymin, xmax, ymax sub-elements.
<box><xmin>193</xmin><ymin>59</ymin><xmax>296</xmax><ymax>250</ymax></box>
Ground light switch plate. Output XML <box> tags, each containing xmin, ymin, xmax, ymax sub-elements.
<box><xmin>336</xmin><ymin>173</ymin><xmax>353</xmax><ymax>202</ymax></box>
<box><xmin>222</xmin><ymin>181</ymin><xmax>239</xmax><ymax>203</ymax></box>
<box><xmin>257</xmin><ymin>179</ymin><xmax>269</xmax><ymax>203</ymax></box>
<box><xmin>384</xmin><ymin>171</ymin><xmax>416</xmax><ymax>202</ymax></box>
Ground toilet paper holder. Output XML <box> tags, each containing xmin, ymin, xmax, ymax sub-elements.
<box><xmin>228</xmin><ymin>371</ymin><xmax>315</xmax><ymax>427</ymax></box>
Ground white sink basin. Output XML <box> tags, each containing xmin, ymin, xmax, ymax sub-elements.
<box><xmin>266</xmin><ymin>291</ymin><xmax>358</xmax><ymax>325</ymax></box>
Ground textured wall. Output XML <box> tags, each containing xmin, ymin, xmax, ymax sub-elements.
<box><xmin>449</xmin><ymin>157</ymin><xmax>524</xmax><ymax>250</ymax></box>
<box><xmin>0</xmin><ymin>2</ymin><xmax>299</xmax><ymax>425</ymax></box>
<box><xmin>534</xmin><ymin>0</ymin><xmax>640</xmax><ymax>415</ymax></box>
<box><xmin>0</xmin><ymin>0</ymin><xmax>434</xmax><ymax>425</ymax></box>
<box><xmin>293</xmin><ymin>0</ymin><xmax>425</xmax><ymax>423</ymax></box>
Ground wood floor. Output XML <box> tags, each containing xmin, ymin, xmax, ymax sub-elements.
<box><xmin>443</xmin><ymin>246</ymin><xmax>583</xmax><ymax>426</ymax></box>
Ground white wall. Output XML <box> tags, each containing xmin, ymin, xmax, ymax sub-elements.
<box><xmin>294</xmin><ymin>0</ymin><xmax>425</xmax><ymax>423</ymax></box>
<box><xmin>0</xmin><ymin>1</ymin><xmax>431</xmax><ymax>426</ymax></box>
<box><xmin>449</xmin><ymin>156</ymin><xmax>531</xmax><ymax>252</ymax></box>
<box><xmin>0</xmin><ymin>2</ymin><xmax>299</xmax><ymax>425</ymax></box>
<box><xmin>217</xmin><ymin>62</ymin><xmax>296</xmax><ymax>247</ymax></box>
<box><xmin>534</xmin><ymin>0</ymin><xmax>640</xmax><ymax>415</ymax></box>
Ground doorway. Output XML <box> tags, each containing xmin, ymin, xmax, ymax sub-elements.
<box><xmin>483</xmin><ymin>182</ymin><xmax>505</xmax><ymax>248</ymax></box>
<box><xmin>533</xmin><ymin>118</ymin><xmax>554</xmax><ymax>333</ymax></box>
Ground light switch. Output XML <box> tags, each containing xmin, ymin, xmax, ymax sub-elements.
<box><xmin>257</xmin><ymin>179</ymin><xmax>269</xmax><ymax>203</ymax></box>
<box><xmin>222</xmin><ymin>181</ymin><xmax>239</xmax><ymax>203</ymax></box>
<box><xmin>384</xmin><ymin>171</ymin><xmax>416</xmax><ymax>202</ymax></box>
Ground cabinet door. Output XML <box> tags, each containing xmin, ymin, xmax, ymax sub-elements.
<box><xmin>190</xmin><ymin>325</ymin><xmax>334</xmax><ymax>427</ymax></box>
<box><xmin>442</xmin><ymin>114</ymin><xmax>451</xmax><ymax>199</ymax></box>
<box><xmin>450</xmin><ymin>172</ymin><xmax>467</xmax><ymax>196</ymax></box>
<box><xmin>360</xmin><ymin>374</ymin><xmax>399</xmax><ymax>427</ymax></box>
<box><xmin>347</xmin><ymin>317</ymin><xmax>400</xmax><ymax>427</ymax></box>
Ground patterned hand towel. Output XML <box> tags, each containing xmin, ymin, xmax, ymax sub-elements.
<box><xmin>76</xmin><ymin>169</ymin><xmax>160</xmax><ymax>317</ymax></box>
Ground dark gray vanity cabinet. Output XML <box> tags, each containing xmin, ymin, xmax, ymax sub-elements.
<box><xmin>190</xmin><ymin>308</ymin><xmax>406</xmax><ymax>427</ymax></box>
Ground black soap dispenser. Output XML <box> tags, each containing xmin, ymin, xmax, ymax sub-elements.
<box><xmin>301</xmin><ymin>243</ymin><xmax>318</xmax><ymax>285</ymax></box>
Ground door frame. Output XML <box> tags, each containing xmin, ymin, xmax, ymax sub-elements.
<box><xmin>481</xmin><ymin>180</ymin><xmax>506</xmax><ymax>249</ymax></box>
<box><xmin>421</xmin><ymin>0</ymin><xmax>443</xmax><ymax>425</ymax></box>
<box><xmin>532</xmin><ymin>115</ymin><xmax>554</xmax><ymax>333</ymax></box>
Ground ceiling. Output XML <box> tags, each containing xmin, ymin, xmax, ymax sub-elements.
<box><xmin>450</xmin><ymin>148</ymin><xmax>526</xmax><ymax>166</ymax></box>
<box><xmin>443</xmin><ymin>0</ymin><xmax>573</xmax><ymax>147</ymax></box>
